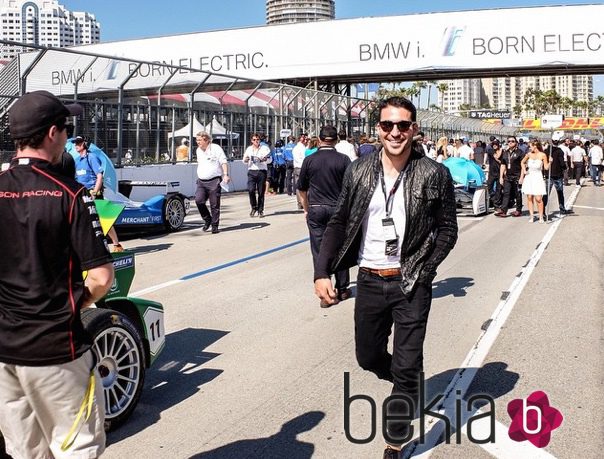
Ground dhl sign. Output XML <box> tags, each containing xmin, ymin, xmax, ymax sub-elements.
<box><xmin>522</xmin><ymin>117</ymin><xmax>604</xmax><ymax>130</ymax></box>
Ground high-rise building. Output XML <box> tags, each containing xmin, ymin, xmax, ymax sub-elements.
<box><xmin>0</xmin><ymin>0</ymin><xmax>100</xmax><ymax>59</ymax></box>
<box><xmin>437</xmin><ymin>79</ymin><xmax>482</xmax><ymax>114</ymax></box>
<box><xmin>438</xmin><ymin>75</ymin><xmax>593</xmax><ymax>118</ymax></box>
<box><xmin>266</xmin><ymin>0</ymin><xmax>335</xmax><ymax>25</ymax></box>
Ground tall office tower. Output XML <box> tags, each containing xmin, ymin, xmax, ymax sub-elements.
<box><xmin>266</xmin><ymin>0</ymin><xmax>335</xmax><ymax>25</ymax></box>
<box><xmin>0</xmin><ymin>0</ymin><xmax>100</xmax><ymax>59</ymax></box>
<box><xmin>436</xmin><ymin>79</ymin><xmax>482</xmax><ymax>114</ymax></box>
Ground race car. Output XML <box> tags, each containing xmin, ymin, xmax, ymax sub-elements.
<box><xmin>107</xmin><ymin>181</ymin><xmax>188</xmax><ymax>232</ymax></box>
<box><xmin>65</xmin><ymin>138</ymin><xmax>188</xmax><ymax>233</ymax></box>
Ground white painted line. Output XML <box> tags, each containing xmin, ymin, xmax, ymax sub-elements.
<box><xmin>571</xmin><ymin>205</ymin><xmax>604</xmax><ymax>211</ymax></box>
<box><xmin>403</xmin><ymin>219</ymin><xmax>564</xmax><ymax>459</ymax></box>
<box><xmin>131</xmin><ymin>279</ymin><xmax>184</xmax><ymax>297</ymax></box>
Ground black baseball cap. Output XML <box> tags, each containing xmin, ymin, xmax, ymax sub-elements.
<box><xmin>9</xmin><ymin>90</ymin><xmax>82</xmax><ymax>139</ymax></box>
<box><xmin>319</xmin><ymin>125</ymin><xmax>337</xmax><ymax>141</ymax></box>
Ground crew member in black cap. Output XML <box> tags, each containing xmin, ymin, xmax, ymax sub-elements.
<box><xmin>0</xmin><ymin>90</ymin><xmax>113</xmax><ymax>458</ymax></box>
<box><xmin>297</xmin><ymin>125</ymin><xmax>352</xmax><ymax>307</ymax></box>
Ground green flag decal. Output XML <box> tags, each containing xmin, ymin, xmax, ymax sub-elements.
<box><xmin>93</xmin><ymin>200</ymin><xmax>126</xmax><ymax>236</ymax></box>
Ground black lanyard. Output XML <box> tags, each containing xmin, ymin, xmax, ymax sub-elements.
<box><xmin>380</xmin><ymin>162</ymin><xmax>405</xmax><ymax>218</ymax></box>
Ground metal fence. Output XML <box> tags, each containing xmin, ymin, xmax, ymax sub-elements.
<box><xmin>0</xmin><ymin>40</ymin><xmax>516</xmax><ymax>165</ymax></box>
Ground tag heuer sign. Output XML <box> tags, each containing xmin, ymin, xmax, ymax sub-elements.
<box><xmin>469</xmin><ymin>110</ymin><xmax>511</xmax><ymax>120</ymax></box>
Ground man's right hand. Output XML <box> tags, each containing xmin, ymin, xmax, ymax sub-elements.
<box><xmin>314</xmin><ymin>278</ymin><xmax>338</xmax><ymax>306</ymax></box>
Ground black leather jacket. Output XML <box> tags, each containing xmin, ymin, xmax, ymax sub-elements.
<box><xmin>315</xmin><ymin>145</ymin><xmax>458</xmax><ymax>296</ymax></box>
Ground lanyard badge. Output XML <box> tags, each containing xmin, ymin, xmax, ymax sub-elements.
<box><xmin>380</xmin><ymin>159</ymin><xmax>405</xmax><ymax>257</ymax></box>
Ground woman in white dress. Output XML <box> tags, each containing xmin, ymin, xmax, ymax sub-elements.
<box><xmin>520</xmin><ymin>140</ymin><xmax>549</xmax><ymax>223</ymax></box>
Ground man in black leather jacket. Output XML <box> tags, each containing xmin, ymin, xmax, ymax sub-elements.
<box><xmin>314</xmin><ymin>97</ymin><xmax>458</xmax><ymax>457</ymax></box>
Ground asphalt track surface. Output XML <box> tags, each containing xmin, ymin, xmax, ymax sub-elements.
<box><xmin>102</xmin><ymin>181</ymin><xmax>603</xmax><ymax>459</ymax></box>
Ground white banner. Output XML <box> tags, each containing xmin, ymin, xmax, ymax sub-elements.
<box><xmin>18</xmin><ymin>4</ymin><xmax>604</xmax><ymax>94</ymax></box>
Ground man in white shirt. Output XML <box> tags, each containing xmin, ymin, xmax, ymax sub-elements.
<box><xmin>292</xmin><ymin>133</ymin><xmax>308</xmax><ymax>209</ymax></box>
<box><xmin>195</xmin><ymin>131</ymin><xmax>230</xmax><ymax>234</ymax></box>
<box><xmin>455</xmin><ymin>137</ymin><xmax>474</xmax><ymax>161</ymax></box>
<box><xmin>588</xmin><ymin>139</ymin><xmax>603</xmax><ymax>186</ymax></box>
<box><xmin>243</xmin><ymin>133</ymin><xmax>272</xmax><ymax>217</ymax></box>
<box><xmin>570</xmin><ymin>140</ymin><xmax>587</xmax><ymax>187</ymax></box>
<box><xmin>335</xmin><ymin>130</ymin><xmax>357</xmax><ymax>162</ymax></box>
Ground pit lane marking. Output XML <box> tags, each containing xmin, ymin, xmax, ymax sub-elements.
<box><xmin>130</xmin><ymin>237</ymin><xmax>309</xmax><ymax>296</ymax></box>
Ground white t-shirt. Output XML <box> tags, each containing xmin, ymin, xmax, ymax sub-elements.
<box><xmin>335</xmin><ymin>141</ymin><xmax>357</xmax><ymax>162</ymax></box>
<box><xmin>589</xmin><ymin>145</ymin><xmax>603</xmax><ymax>165</ymax></box>
<box><xmin>571</xmin><ymin>146</ymin><xmax>586</xmax><ymax>162</ymax></box>
<box><xmin>243</xmin><ymin>144</ymin><xmax>271</xmax><ymax>171</ymax></box>
<box><xmin>358</xmin><ymin>173</ymin><xmax>406</xmax><ymax>269</ymax></box>
<box><xmin>457</xmin><ymin>144</ymin><xmax>474</xmax><ymax>160</ymax></box>
<box><xmin>196</xmin><ymin>144</ymin><xmax>227</xmax><ymax>180</ymax></box>
<box><xmin>293</xmin><ymin>142</ymin><xmax>307</xmax><ymax>168</ymax></box>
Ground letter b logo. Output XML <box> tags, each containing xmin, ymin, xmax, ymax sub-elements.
<box><xmin>507</xmin><ymin>391</ymin><xmax>563</xmax><ymax>448</ymax></box>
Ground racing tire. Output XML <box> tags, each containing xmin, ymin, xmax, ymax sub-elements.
<box><xmin>163</xmin><ymin>195</ymin><xmax>185</xmax><ymax>231</ymax></box>
<box><xmin>81</xmin><ymin>308</ymin><xmax>145</xmax><ymax>431</ymax></box>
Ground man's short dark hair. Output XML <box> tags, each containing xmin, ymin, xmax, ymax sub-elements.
<box><xmin>592</xmin><ymin>139</ymin><xmax>599</xmax><ymax>145</ymax></box>
<box><xmin>376</xmin><ymin>96</ymin><xmax>417</xmax><ymax>122</ymax></box>
<box><xmin>338</xmin><ymin>130</ymin><xmax>347</xmax><ymax>141</ymax></box>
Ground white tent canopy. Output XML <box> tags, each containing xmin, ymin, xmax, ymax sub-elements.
<box><xmin>204</xmin><ymin>117</ymin><xmax>239</xmax><ymax>140</ymax></box>
<box><xmin>167</xmin><ymin>116</ymin><xmax>205</xmax><ymax>142</ymax></box>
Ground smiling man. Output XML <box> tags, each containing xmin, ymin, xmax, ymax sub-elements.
<box><xmin>314</xmin><ymin>96</ymin><xmax>458</xmax><ymax>457</ymax></box>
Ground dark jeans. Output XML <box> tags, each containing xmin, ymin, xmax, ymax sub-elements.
<box><xmin>486</xmin><ymin>175</ymin><xmax>502</xmax><ymax>207</ymax></box>
<box><xmin>543</xmin><ymin>177</ymin><xmax>565</xmax><ymax>211</ymax></box>
<box><xmin>247</xmin><ymin>170</ymin><xmax>267</xmax><ymax>212</ymax></box>
<box><xmin>500</xmin><ymin>177</ymin><xmax>522</xmax><ymax>212</ymax></box>
<box><xmin>273</xmin><ymin>165</ymin><xmax>287</xmax><ymax>193</ymax></box>
<box><xmin>573</xmin><ymin>162</ymin><xmax>584</xmax><ymax>185</ymax></box>
<box><xmin>195</xmin><ymin>176</ymin><xmax>222</xmax><ymax>229</ymax></box>
<box><xmin>355</xmin><ymin>269</ymin><xmax>432</xmax><ymax>444</ymax></box>
<box><xmin>306</xmin><ymin>205</ymin><xmax>349</xmax><ymax>290</ymax></box>
<box><xmin>285</xmin><ymin>161</ymin><xmax>294</xmax><ymax>195</ymax></box>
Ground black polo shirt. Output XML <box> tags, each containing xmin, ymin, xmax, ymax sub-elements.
<box><xmin>297</xmin><ymin>147</ymin><xmax>351</xmax><ymax>206</ymax></box>
<box><xmin>0</xmin><ymin>157</ymin><xmax>112</xmax><ymax>366</ymax></box>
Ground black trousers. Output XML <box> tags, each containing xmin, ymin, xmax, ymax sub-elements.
<box><xmin>500</xmin><ymin>177</ymin><xmax>522</xmax><ymax>212</ymax></box>
<box><xmin>573</xmin><ymin>162</ymin><xmax>584</xmax><ymax>185</ymax></box>
<box><xmin>273</xmin><ymin>165</ymin><xmax>287</xmax><ymax>194</ymax></box>
<box><xmin>285</xmin><ymin>161</ymin><xmax>294</xmax><ymax>195</ymax></box>
<box><xmin>355</xmin><ymin>270</ymin><xmax>432</xmax><ymax>444</ymax></box>
<box><xmin>306</xmin><ymin>206</ymin><xmax>349</xmax><ymax>290</ymax></box>
<box><xmin>486</xmin><ymin>175</ymin><xmax>502</xmax><ymax>207</ymax></box>
<box><xmin>247</xmin><ymin>170</ymin><xmax>267</xmax><ymax>212</ymax></box>
<box><xmin>195</xmin><ymin>177</ymin><xmax>222</xmax><ymax>229</ymax></box>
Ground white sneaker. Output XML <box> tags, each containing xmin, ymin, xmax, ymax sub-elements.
<box><xmin>576</xmin><ymin>184</ymin><xmax>581</xmax><ymax>188</ymax></box>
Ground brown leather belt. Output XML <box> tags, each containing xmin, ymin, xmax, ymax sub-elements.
<box><xmin>360</xmin><ymin>267</ymin><xmax>402</xmax><ymax>278</ymax></box>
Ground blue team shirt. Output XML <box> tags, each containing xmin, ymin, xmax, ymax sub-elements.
<box><xmin>283</xmin><ymin>142</ymin><xmax>295</xmax><ymax>162</ymax></box>
<box><xmin>74</xmin><ymin>152</ymin><xmax>103</xmax><ymax>189</ymax></box>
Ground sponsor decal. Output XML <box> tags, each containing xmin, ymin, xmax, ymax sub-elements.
<box><xmin>119</xmin><ymin>216</ymin><xmax>162</xmax><ymax>224</ymax></box>
<box><xmin>522</xmin><ymin>117</ymin><xmax>604</xmax><ymax>130</ymax></box>
<box><xmin>0</xmin><ymin>190</ymin><xmax>63</xmax><ymax>198</ymax></box>
<box><xmin>442</xmin><ymin>27</ymin><xmax>466</xmax><ymax>56</ymax></box>
<box><xmin>112</xmin><ymin>256</ymin><xmax>134</xmax><ymax>270</ymax></box>
<box><xmin>469</xmin><ymin>110</ymin><xmax>511</xmax><ymax>120</ymax></box>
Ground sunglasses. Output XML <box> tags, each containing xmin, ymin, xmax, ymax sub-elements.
<box><xmin>378</xmin><ymin>120</ymin><xmax>413</xmax><ymax>132</ymax></box>
<box><xmin>507</xmin><ymin>140</ymin><xmax>516</xmax><ymax>143</ymax></box>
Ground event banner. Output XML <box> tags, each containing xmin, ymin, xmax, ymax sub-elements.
<box><xmin>17</xmin><ymin>3</ymin><xmax>604</xmax><ymax>95</ymax></box>
<box><xmin>522</xmin><ymin>118</ymin><xmax>604</xmax><ymax>130</ymax></box>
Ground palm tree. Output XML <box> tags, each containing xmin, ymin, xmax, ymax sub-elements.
<box><xmin>513</xmin><ymin>104</ymin><xmax>523</xmax><ymax>118</ymax></box>
<box><xmin>436</xmin><ymin>82</ymin><xmax>449</xmax><ymax>112</ymax></box>
<box><xmin>415</xmin><ymin>81</ymin><xmax>428</xmax><ymax>109</ymax></box>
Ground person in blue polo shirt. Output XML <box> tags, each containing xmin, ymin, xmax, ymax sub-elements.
<box><xmin>74</xmin><ymin>136</ymin><xmax>124</xmax><ymax>252</ymax></box>
<box><xmin>271</xmin><ymin>140</ymin><xmax>287</xmax><ymax>194</ymax></box>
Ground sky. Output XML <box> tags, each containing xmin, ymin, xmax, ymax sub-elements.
<box><xmin>61</xmin><ymin>0</ymin><xmax>602</xmax><ymax>96</ymax></box>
